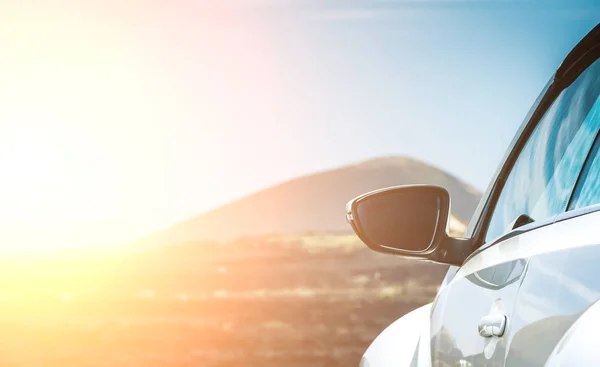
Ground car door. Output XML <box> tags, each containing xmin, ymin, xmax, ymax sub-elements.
<box><xmin>430</xmin><ymin>46</ymin><xmax>600</xmax><ymax>367</ymax></box>
<box><xmin>505</xmin><ymin>60</ymin><xmax>600</xmax><ymax>365</ymax></box>
<box><xmin>430</xmin><ymin>243</ymin><xmax>527</xmax><ymax>366</ymax></box>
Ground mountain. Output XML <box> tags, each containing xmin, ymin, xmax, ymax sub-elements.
<box><xmin>147</xmin><ymin>156</ymin><xmax>482</xmax><ymax>246</ymax></box>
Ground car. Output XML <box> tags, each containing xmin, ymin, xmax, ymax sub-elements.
<box><xmin>346</xmin><ymin>23</ymin><xmax>600</xmax><ymax>367</ymax></box>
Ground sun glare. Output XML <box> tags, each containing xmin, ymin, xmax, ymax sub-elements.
<box><xmin>0</xmin><ymin>16</ymin><xmax>162</xmax><ymax>253</ymax></box>
<box><xmin>0</xmin><ymin>1</ymin><xmax>279</xmax><ymax>253</ymax></box>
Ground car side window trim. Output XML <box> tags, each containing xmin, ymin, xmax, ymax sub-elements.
<box><xmin>464</xmin><ymin>79</ymin><xmax>553</xmax><ymax>239</ymax></box>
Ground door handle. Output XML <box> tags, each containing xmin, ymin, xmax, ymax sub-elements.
<box><xmin>478</xmin><ymin>314</ymin><xmax>507</xmax><ymax>338</ymax></box>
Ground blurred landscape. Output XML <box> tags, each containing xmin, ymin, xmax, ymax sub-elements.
<box><xmin>0</xmin><ymin>157</ymin><xmax>479</xmax><ymax>367</ymax></box>
<box><xmin>0</xmin><ymin>234</ymin><xmax>446</xmax><ymax>367</ymax></box>
<box><xmin>145</xmin><ymin>156</ymin><xmax>480</xmax><ymax>245</ymax></box>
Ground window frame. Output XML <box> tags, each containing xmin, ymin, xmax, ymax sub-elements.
<box><xmin>467</xmin><ymin>40</ymin><xmax>600</xmax><ymax>254</ymax></box>
<box><xmin>566</xmin><ymin>129</ymin><xmax>600</xmax><ymax>211</ymax></box>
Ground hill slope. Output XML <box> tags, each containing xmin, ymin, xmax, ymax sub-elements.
<box><xmin>148</xmin><ymin>156</ymin><xmax>481</xmax><ymax>245</ymax></box>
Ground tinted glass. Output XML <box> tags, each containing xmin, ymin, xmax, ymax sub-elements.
<box><xmin>357</xmin><ymin>189</ymin><xmax>440</xmax><ymax>252</ymax></box>
<box><xmin>568</xmin><ymin>112</ymin><xmax>600</xmax><ymax>210</ymax></box>
<box><xmin>485</xmin><ymin>59</ymin><xmax>600</xmax><ymax>243</ymax></box>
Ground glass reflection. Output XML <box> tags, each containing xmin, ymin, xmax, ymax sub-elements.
<box><xmin>357</xmin><ymin>190</ymin><xmax>440</xmax><ymax>252</ymax></box>
<box><xmin>569</xmin><ymin>105</ymin><xmax>600</xmax><ymax>210</ymax></box>
<box><xmin>485</xmin><ymin>59</ymin><xmax>600</xmax><ymax>242</ymax></box>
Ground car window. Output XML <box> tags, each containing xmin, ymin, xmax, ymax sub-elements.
<box><xmin>484</xmin><ymin>58</ymin><xmax>600</xmax><ymax>243</ymax></box>
<box><xmin>568</xmin><ymin>118</ymin><xmax>600</xmax><ymax>210</ymax></box>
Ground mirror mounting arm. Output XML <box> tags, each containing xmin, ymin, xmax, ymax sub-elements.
<box><xmin>428</xmin><ymin>237</ymin><xmax>473</xmax><ymax>266</ymax></box>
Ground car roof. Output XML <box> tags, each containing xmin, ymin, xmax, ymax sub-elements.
<box><xmin>556</xmin><ymin>23</ymin><xmax>600</xmax><ymax>84</ymax></box>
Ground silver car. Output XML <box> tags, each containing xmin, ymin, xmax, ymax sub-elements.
<box><xmin>347</xmin><ymin>23</ymin><xmax>600</xmax><ymax>366</ymax></box>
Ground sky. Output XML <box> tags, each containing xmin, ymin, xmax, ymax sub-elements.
<box><xmin>0</xmin><ymin>0</ymin><xmax>598</xmax><ymax>251</ymax></box>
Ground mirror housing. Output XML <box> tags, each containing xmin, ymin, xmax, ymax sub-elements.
<box><xmin>346</xmin><ymin>185</ymin><xmax>472</xmax><ymax>266</ymax></box>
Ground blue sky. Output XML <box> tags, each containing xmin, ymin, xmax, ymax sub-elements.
<box><xmin>172</xmin><ymin>0</ymin><xmax>599</xmax><ymax>217</ymax></box>
<box><xmin>0</xmin><ymin>0</ymin><xmax>599</xmax><ymax>248</ymax></box>
<box><xmin>251</xmin><ymin>0</ymin><xmax>599</xmax><ymax>192</ymax></box>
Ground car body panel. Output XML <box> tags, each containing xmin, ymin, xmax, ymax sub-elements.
<box><xmin>380</xmin><ymin>200</ymin><xmax>600</xmax><ymax>367</ymax></box>
<box><xmin>360</xmin><ymin>303</ymin><xmax>431</xmax><ymax>367</ymax></box>
<box><xmin>429</xmin><ymin>227</ymin><xmax>535</xmax><ymax>366</ymax></box>
<box><xmin>505</xmin><ymin>208</ymin><xmax>600</xmax><ymax>366</ymax></box>
<box><xmin>545</xmin><ymin>298</ymin><xmax>600</xmax><ymax>366</ymax></box>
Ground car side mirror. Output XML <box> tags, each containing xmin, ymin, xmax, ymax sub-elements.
<box><xmin>346</xmin><ymin>185</ymin><xmax>472</xmax><ymax>266</ymax></box>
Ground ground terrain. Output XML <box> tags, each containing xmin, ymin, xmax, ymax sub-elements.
<box><xmin>0</xmin><ymin>233</ymin><xmax>447</xmax><ymax>367</ymax></box>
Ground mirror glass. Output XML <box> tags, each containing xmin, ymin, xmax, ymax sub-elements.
<box><xmin>356</xmin><ymin>189</ymin><xmax>441</xmax><ymax>252</ymax></box>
